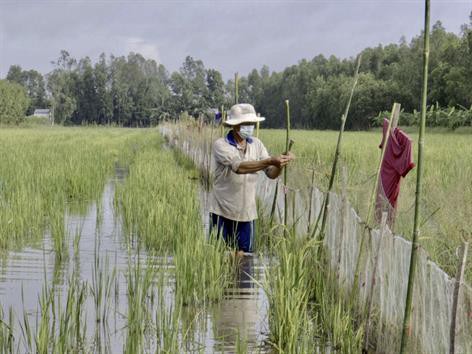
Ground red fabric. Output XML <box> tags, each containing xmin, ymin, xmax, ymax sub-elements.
<box><xmin>376</xmin><ymin>119</ymin><xmax>415</xmax><ymax>226</ymax></box>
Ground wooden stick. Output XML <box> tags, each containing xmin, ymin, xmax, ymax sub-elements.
<box><xmin>283</xmin><ymin>99</ymin><xmax>291</xmax><ymax>232</ymax></box>
<box><xmin>307</xmin><ymin>160</ymin><xmax>316</xmax><ymax>234</ymax></box>
<box><xmin>269</xmin><ymin>139</ymin><xmax>294</xmax><ymax>228</ymax></box>
<box><xmin>365</xmin><ymin>102</ymin><xmax>401</xmax><ymax>226</ymax></box>
<box><xmin>352</xmin><ymin>103</ymin><xmax>400</xmax><ymax>298</ymax></box>
<box><xmin>311</xmin><ymin>54</ymin><xmax>362</xmax><ymax>240</ymax></box>
<box><xmin>400</xmin><ymin>1</ymin><xmax>430</xmax><ymax>352</ymax></box>
<box><xmin>256</xmin><ymin>113</ymin><xmax>261</xmax><ymax>138</ymax></box>
<box><xmin>269</xmin><ymin>180</ymin><xmax>279</xmax><ymax>227</ymax></box>
<box><xmin>220</xmin><ymin>105</ymin><xmax>225</xmax><ymax>137</ymax></box>
<box><xmin>234</xmin><ymin>72</ymin><xmax>239</xmax><ymax>104</ymax></box>
<box><xmin>336</xmin><ymin>165</ymin><xmax>349</xmax><ymax>274</ymax></box>
<box><xmin>449</xmin><ymin>241</ymin><xmax>469</xmax><ymax>354</ymax></box>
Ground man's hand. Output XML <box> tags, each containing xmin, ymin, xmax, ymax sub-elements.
<box><xmin>235</xmin><ymin>153</ymin><xmax>295</xmax><ymax>176</ymax></box>
<box><xmin>265</xmin><ymin>152</ymin><xmax>295</xmax><ymax>179</ymax></box>
<box><xmin>270</xmin><ymin>152</ymin><xmax>295</xmax><ymax>168</ymax></box>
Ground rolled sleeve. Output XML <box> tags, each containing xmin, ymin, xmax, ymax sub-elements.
<box><xmin>258</xmin><ymin>141</ymin><xmax>270</xmax><ymax>160</ymax></box>
<box><xmin>213</xmin><ymin>139</ymin><xmax>242</xmax><ymax>172</ymax></box>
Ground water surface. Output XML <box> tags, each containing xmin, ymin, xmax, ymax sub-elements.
<box><xmin>0</xmin><ymin>173</ymin><xmax>270</xmax><ymax>353</ymax></box>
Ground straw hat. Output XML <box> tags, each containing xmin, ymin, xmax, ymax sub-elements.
<box><xmin>224</xmin><ymin>103</ymin><xmax>265</xmax><ymax>126</ymax></box>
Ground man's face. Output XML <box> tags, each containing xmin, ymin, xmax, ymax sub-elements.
<box><xmin>234</xmin><ymin>123</ymin><xmax>255</xmax><ymax>132</ymax></box>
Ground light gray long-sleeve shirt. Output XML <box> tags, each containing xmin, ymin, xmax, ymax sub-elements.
<box><xmin>209</xmin><ymin>134</ymin><xmax>270</xmax><ymax>222</ymax></box>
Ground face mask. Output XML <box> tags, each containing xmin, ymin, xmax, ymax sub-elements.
<box><xmin>238</xmin><ymin>125</ymin><xmax>254</xmax><ymax>139</ymax></box>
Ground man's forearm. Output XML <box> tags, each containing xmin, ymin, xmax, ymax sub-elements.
<box><xmin>236</xmin><ymin>158</ymin><xmax>273</xmax><ymax>174</ymax></box>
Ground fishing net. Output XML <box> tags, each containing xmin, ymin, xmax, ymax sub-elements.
<box><xmin>161</xmin><ymin>123</ymin><xmax>472</xmax><ymax>354</ymax></box>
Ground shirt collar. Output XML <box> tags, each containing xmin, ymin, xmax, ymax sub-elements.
<box><xmin>225</xmin><ymin>130</ymin><xmax>253</xmax><ymax>148</ymax></box>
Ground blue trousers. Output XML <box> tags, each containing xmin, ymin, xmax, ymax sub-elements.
<box><xmin>210</xmin><ymin>213</ymin><xmax>254</xmax><ymax>252</ymax></box>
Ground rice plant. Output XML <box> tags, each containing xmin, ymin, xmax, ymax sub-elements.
<box><xmin>116</xmin><ymin>137</ymin><xmax>233</xmax><ymax>306</ymax></box>
<box><xmin>0</xmin><ymin>127</ymin><xmax>157</xmax><ymax>252</ymax></box>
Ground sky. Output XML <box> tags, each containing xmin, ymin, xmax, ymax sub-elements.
<box><xmin>0</xmin><ymin>0</ymin><xmax>471</xmax><ymax>80</ymax></box>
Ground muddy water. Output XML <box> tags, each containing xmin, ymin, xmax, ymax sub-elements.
<box><xmin>0</xmin><ymin>173</ymin><xmax>270</xmax><ymax>353</ymax></box>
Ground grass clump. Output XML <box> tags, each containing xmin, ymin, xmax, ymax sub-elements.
<box><xmin>264</xmin><ymin>230</ymin><xmax>364</xmax><ymax>353</ymax></box>
<box><xmin>116</xmin><ymin>136</ymin><xmax>232</xmax><ymax>306</ymax></box>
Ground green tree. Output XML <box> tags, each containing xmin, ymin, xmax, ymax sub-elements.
<box><xmin>0</xmin><ymin>80</ymin><xmax>30</xmax><ymax>124</ymax></box>
<box><xmin>94</xmin><ymin>53</ymin><xmax>113</xmax><ymax>124</ymax></box>
<box><xmin>47</xmin><ymin>51</ymin><xmax>78</xmax><ymax>124</ymax></box>
<box><xmin>6</xmin><ymin>65</ymin><xmax>48</xmax><ymax>115</ymax></box>
<box><xmin>206</xmin><ymin>69</ymin><xmax>225</xmax><ymax>109</ymax></box>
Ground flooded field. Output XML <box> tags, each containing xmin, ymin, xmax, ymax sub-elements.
<box><xmin>0</xmin><ymin>128</ymin><xmax>369</xmax><ymax>353</ymax></box>
<box><xmin>0</xmin><ymin>172</ymin><xmax>270</xmax><ymax>353</ymax></box>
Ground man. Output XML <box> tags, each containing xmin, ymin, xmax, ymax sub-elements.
<box><xmin>209</xmin><ymin>103</ymin><xmax>294</xmax><ymax>255</ymax></box>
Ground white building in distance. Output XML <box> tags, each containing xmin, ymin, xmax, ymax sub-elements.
<box><xmin>32</xmin><ymin>109</ymin><xmax>51</xmax><ymax>119</ymax></box>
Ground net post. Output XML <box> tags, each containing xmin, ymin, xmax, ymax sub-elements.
<box><xmin>311</xmin><ymin>53</ymin><xmax>362</xmax><ymax>241</ymax></box>
<box><xmin>400</xmin><ymin>0</ymin><xmax>430</xmax><ymax>352</ymax></box>
<box><xmin>283</xmin><ymin>99</ymin><xmax>291</xmax><ymax>233</ymax></box>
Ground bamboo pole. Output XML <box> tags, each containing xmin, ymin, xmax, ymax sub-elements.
<box><xmin>307</xmin><ymin>161</ymin><xmax>316</xmax><ymax>233</ymax></box>
<box><xmin>220</xmin><ymin>105</ymin><xmax>225</xmax><ymax>137</ymax></box>
<box><xmin>449</xmin><ymin>241</ymin><xmax>469</xmax><ymax>354</ymax></box>
<box><xmin>234</xmin><ymin>73</ymin><xmax>239</xmax><ymax>104</ymax></box>
<box><xmin>283</xmin><ymin>99</ymin><xmax>291</xmax><ymax>231</ymax></box>
<box><xmin>311</xmin><ymin>54</ymin><xmax>362</xmax><ymax>240</ymax></box>
<box><xmin>400</xmin><ymin>1</ymin><xmax>430</xmax><ymax>352</ymax></box>
<box><xmin>270</xmin><ymin>125</ymin><xmax>294</xmax><ymax>228</ymax></box>
<box><xmin>256</xmin><ymin>114</ymin><xmax>260</xmax><ymax>138</ymax></box>
<box><xmin>351</xmin><ymin>103</ymin><xmax>400</xmax><ymax>297</ymax></box>
<box><xmin>269</xmin><ymin>180</ymin><xmax>279</xmax><ymax>227</ymax></box>
<box><xmin>366</xmin><ymin>102</ymin><xmax>401</xmax><ymax>225</ymax></box>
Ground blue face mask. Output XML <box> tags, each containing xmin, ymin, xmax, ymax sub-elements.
<box><xmin>238</xmin><ymin>125</ymin><xmax>255</xmax><ymax>139</ymax></box>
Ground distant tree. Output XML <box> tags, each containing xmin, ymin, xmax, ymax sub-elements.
<box><xmin>47</xmin><ymin>51</ymin><xmax>77</xmax><ymax>124</ymax></box>
<box><xmin>94</xmin><ymin>53</ymin><xmax>113</xmax><ymax>124</ymax></box>
<box><xmin>6</xmin><ymin>65</ymin><xmax>47</xmax><ymax>114</ymax></box>
<box><xmin>206</xmin><ymin>68</ymin><xmax>225</xmax><ymax>109</ymax></box>
<box><xmin>11</xmin><ymin>15</ymin><xmax>468</xmax><ymax>129</ymax></box>
<box><xmin>0</xmin><ymin>80</ymin><xmax>30</xmax><ymax>124</ymax></box>
<box><xmin>177</xmin><ymin>56</ymin><xmax>208</xmax><ymax>117</ymax></box>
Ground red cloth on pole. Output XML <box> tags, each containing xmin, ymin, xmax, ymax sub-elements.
<box><xmin>376</xmin><ymin>119</ymin><xmax>415</xmax><ymax>227</ymax></box>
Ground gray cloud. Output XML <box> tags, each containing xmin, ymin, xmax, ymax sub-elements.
<box><xmin>0</xmin><ymin>0</ymin><xmax>470</xmax><ymax>79</ymax></box>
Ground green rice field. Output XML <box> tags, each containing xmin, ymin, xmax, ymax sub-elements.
<box><xmin>0</xmin><ymin>126</ymin><xmax>470</xmax><ymax>353</ymax></box>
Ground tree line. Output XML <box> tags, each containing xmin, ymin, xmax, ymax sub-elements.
<box><xmin>2</xmin><ymin>16</ymin><xmax>471</xmax><ymax>129</ymax></box>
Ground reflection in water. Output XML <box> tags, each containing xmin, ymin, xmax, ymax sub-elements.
<box><xmin>212</xmin><ymin>255</ymin><xmax>270</xmax><ymax>353</ymax></box>
<box><xmin>0</xmin><ymin>173</ymin><xmax>270</xmax><ymax>353</ymax></box>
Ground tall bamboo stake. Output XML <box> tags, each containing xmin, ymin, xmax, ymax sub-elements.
<box><xmin>307</xmin><ymin>160</ymin><xmax>316</xmax><ymax>233</ymax></box>
<box><xmin>352</xmin><ymin>103</ymin><xmax>400</xmax><ymax>297</ymax></box>
<box><xmin>400</xmin><ymin>1</ymin><xmax>430</xmax><ymax>352</ymax></box>
<box><xmin>269</xmin><ymin>180</ymin><xmax>279</xmax><ymax>227</ymax></box>
<box><xmin>366</xmin><ymin>102</ymin><xmax>401</xmax><ymax>225</ymax></box>
<box><xmin>311</xmin><ymin>54</ymin><xmax>362</xmax><ymax>240</ymax></box>
<box><xmin>220</xmin><ymin>105</ymin><xmax>225</xmax><ymax>137</ymax></box>
<box><xmin>234</xmin><ymin>73</ymin><xmax>239</xmax><ymax>104</ymax></box>
<box><xmin>269</xmin><ymin>138</ymin><xmax>293</xmax><ymax>227</ymax></box>
<box><xmin>256</xmin><ymin>114</ymin><xmax>260</xmax><ymax>138</ymax></box>
<box><xmin>283</xmin><ymin>99</ymin><xmax>291</xmax><ymax>231</ymax></box>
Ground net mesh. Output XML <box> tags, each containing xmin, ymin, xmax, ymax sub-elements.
<box><xmin>161</xmin><ymin>124</ymin><xmax>472</xmax><ymax>354</ymax></box>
